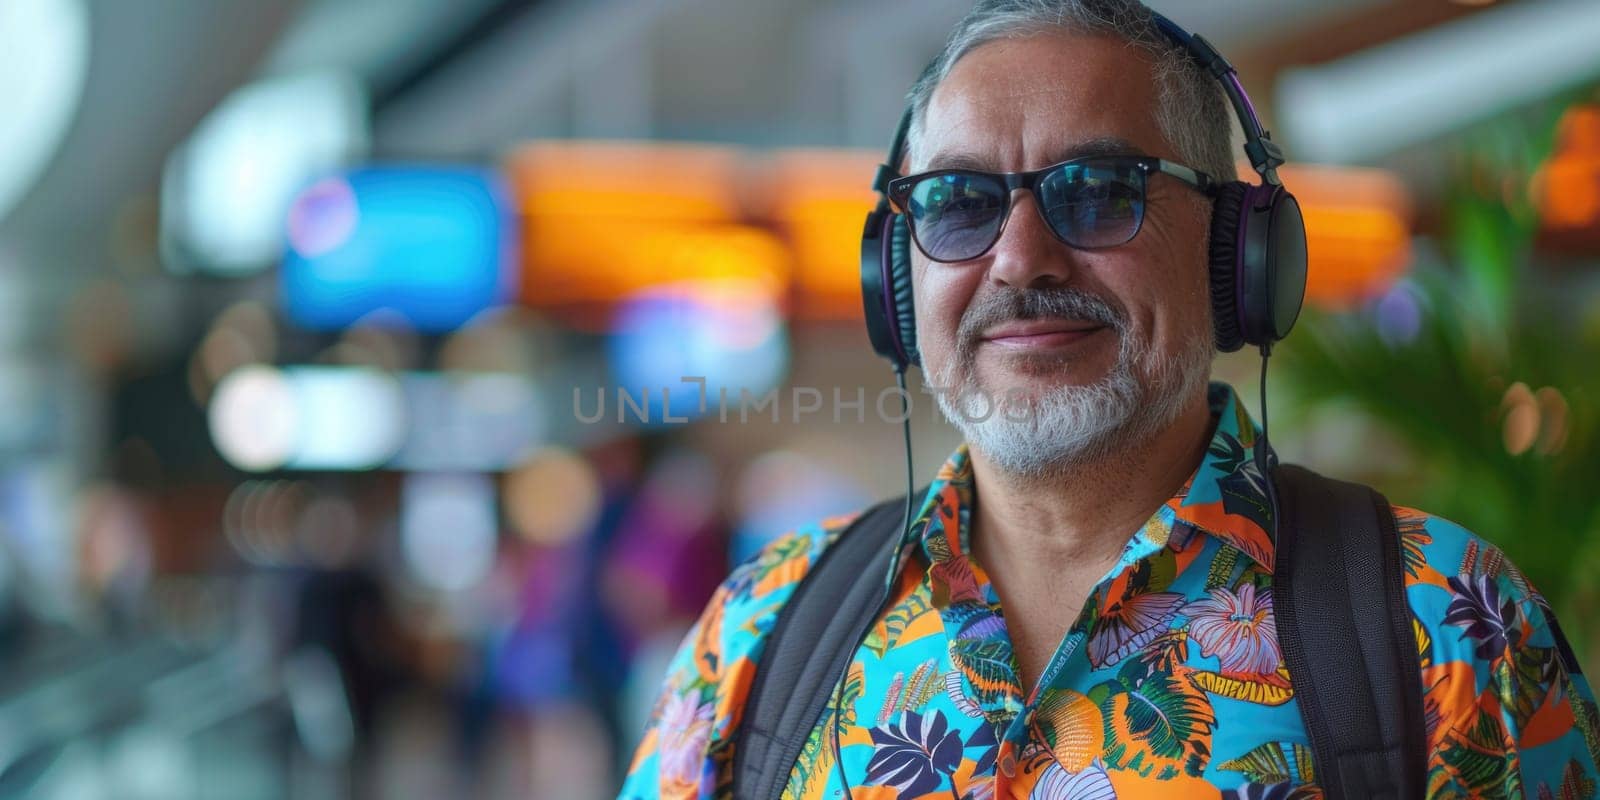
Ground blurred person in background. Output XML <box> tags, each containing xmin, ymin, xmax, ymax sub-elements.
<box><xmin>620</xmin><ymin>1</ymin><xmax>1600</xmax><ymax>798</ymax></box>
<box><xmin>457</xmin><ymin>437</ymin><xmax>725</xmax><ymax>797</ymax></box>
<box><xmin>75</xmin><ymin>484</ymin><xmax>153</xmax><ymax>630</ymax></box>
<box><xmin>289</xmin><ymin>494</ymin><xmax>407</xmax><ymax>797</ymax></box>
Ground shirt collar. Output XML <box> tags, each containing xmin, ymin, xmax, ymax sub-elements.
<box><xmin>909</xmin><ymin>381</ymin><xmax>1277</xmax><ymax>576</ymax></box>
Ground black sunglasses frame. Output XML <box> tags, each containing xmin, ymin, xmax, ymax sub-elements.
<box><xmin>885</xmin><ymin>155</ymin><xmax>1217</xmax><ymax>263</ymax></box>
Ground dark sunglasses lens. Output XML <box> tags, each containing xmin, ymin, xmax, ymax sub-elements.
<box><xmin>1039</xmin><ymin>161</ymin><xmax>1145</xmax><ymax>248</ymax></box>
<box><xmin>906</xmin><ymin>173</ymin><xmax>1007</xmax><ymax>261</ymax></box>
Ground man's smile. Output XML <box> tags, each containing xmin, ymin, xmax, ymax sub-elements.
<box><xmin>979</xmin><ymin>319</ymin><xmax>1110</xmax><ymax>352</ymax></box>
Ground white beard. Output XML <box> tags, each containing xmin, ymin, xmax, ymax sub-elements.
<box><xmin>933</xmin><ymin>326</ymin><xmax>1213</xmax><ymax>478</ymax></box>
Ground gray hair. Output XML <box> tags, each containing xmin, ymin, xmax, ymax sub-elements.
<box><xmin>905</xmin><ymin>0</ymin><xmax>1238</xmax><ymax>183</ymax></box>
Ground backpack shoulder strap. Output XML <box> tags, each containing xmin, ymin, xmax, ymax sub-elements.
<box><xmin>1271</xmin><ymin>464</ymin><xmax>1428</xmax><ymax>800</ymax></box>
<box><xmin>731</xmin><ymin>493</ymin><xmax>915</xmax><ymax>800</ymax></box>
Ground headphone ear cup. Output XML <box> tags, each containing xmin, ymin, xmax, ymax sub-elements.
<box><xmin>1208</xmin><ymin>182</ymin><xmax>1248</xmax><ymax>353</ymax></box>
<box><xmin>889</xmin><ymin>215</ymin><xmax>919</xmax><ymax>366</ymax></box>
<box><xmin>1262</xmin><ymin>191</ymin><xmax>1307</xmax><ymax>344</ymax></box>
<box><xmin>859</xmin><ymin>207</ymin><xmax>898</xmax><ymax>365</ymax></box>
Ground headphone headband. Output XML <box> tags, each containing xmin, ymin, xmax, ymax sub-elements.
<box><xmin>1147</xmin><ymin>11</ymin><xmax>1284</xmax><ymax>185</ymax></box>
<box><xmin>883</xmin><ymin>13</ymin><xmax>1283</xmax><ymax>187</ymax></box>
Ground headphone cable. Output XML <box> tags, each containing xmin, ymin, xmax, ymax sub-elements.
<box><xmin>891</xmin><ymin>366</ymin><xmax>917</xmax><ymax>592</ymax></box>
<box><xmin>830</xmin><ymin>365</ymin><xmax>916</xmax><ymax>800</ymax></box>
<box><xmin>1256</xmin><ymin>344</ymin><xmax>1281</xmax><ymax>542</ymax></box>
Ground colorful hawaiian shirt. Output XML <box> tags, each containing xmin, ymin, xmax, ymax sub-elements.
<box><xmin>620</xmin><ymin>382</ymin><xmax>1600</xmax><ymax>799</ymax></box>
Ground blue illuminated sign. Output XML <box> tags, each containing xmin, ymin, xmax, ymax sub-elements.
<box><xmin>282</xmin><ymin>166</ymin><xmax>516</xmax><ymax>332</ymax></box>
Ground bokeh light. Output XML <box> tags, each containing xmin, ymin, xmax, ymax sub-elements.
<box><xmin>400</xmin><ymin>473</ymin><xmax>497</xmax><ymax>593</ymax></box>
<box><xmin>285</xmin><ymin>367</ymin><xmax>407</xmax><ymax>471</ymax></box>
<box><xmin>208</xmin><ymin>366</ymin><xmax>408</xmax><ymax>472</ymax></box>
<box><xmin>209</xmin><ymin>366</ymin><xmax>299</xmax><ymax>472</ymax></box>
<box><xmin>285</xmin><ymin>176</ymin><xmax>360</xmax><ymax>258</ymax></box>
<box><xmin>391</xmin><ymin>372</ymin><xmax>543</xmax><ymax>472</ymax></box>
<box><xmin>1374</xmin><ymin>282</ymin><xmax>1424</xmax><ymax>348</ymax></box>
<box><xmin>608</xmin><ymin>280</ymin><xmax>788</xmax><ymax>424</ymax></box>
<box><xmin>0</xmin><ymin>0</ymin><xmax>89</xmax><ymax>224</ymax></box>
<box><xmin>503</xmin><ymin>447</ymin><xmax>601</xmax><ymax>546</ymax></box>
<box><xmin>163</xmin><ymin>71</ymin><xmax>367</xmax><ymax>273</ymax></box>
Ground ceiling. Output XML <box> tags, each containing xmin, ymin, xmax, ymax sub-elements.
<box><xmin>372</xmin><ymin>0</ymin><xmax>1392</xmax><ymax>157</ymax></box>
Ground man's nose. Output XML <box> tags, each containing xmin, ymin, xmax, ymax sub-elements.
<box><xmin>984</xmin><ymin>191</ymin><xmax>1077</xmax><ymax>290</ymax></box>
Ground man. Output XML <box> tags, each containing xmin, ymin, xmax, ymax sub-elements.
<box><xmin>620</xmin><ymin>1</ymin><xmax>1600</xmax><ymax>797</ymax></box>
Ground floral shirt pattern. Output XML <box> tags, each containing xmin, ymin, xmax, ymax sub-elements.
<box><xmin>620</xmin><ymin>383</ymin><xmax>1600</xmax><ymax>799</ymax></box>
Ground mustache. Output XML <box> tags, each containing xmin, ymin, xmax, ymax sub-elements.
<box><xmin>956</xmin><ymin>286</ymin><xmax>1128</xmax><ymax>348</ymax></box>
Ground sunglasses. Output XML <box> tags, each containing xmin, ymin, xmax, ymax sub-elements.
<box><xmin>886</xmin><ymin>155</ymin><xmax>1215</xmax><ymax>263</ymax></box>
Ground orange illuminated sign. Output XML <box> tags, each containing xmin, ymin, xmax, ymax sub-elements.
<box><xmin>500</xmin><ymin>141</ymin><xmax>1416</xmax><ymax>319</ymax></box>
<box><xmin>1274</xmin><ymin>163</ymin><xmax>1414</xmax><ymax>310</ymax></box>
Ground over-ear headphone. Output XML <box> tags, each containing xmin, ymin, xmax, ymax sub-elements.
<box><xmin>859</xmin><ymin>9</ymin><xmax>1308</xmax><ymax>369</ymax></box>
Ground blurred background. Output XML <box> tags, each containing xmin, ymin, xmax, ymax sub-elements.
<box><xmin>0</xmin><ymin>0</ymin><xmax>1597</xmax><ymax>797</ymax></box>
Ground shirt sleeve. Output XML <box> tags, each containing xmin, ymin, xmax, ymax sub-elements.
<box><xmin>1401</xmin><ymin>509</ymin><xmax>1600</xmax><ymax>798</ymax></box>
<box><xmin>616</xmin><ymin>587</ymin><xmax>726</xmax><ymax>800</ymax></box>
<box><xmin>617</xmin><ymin>523</ymin><xmax>844</xmax><ymax>800</ymax></box>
